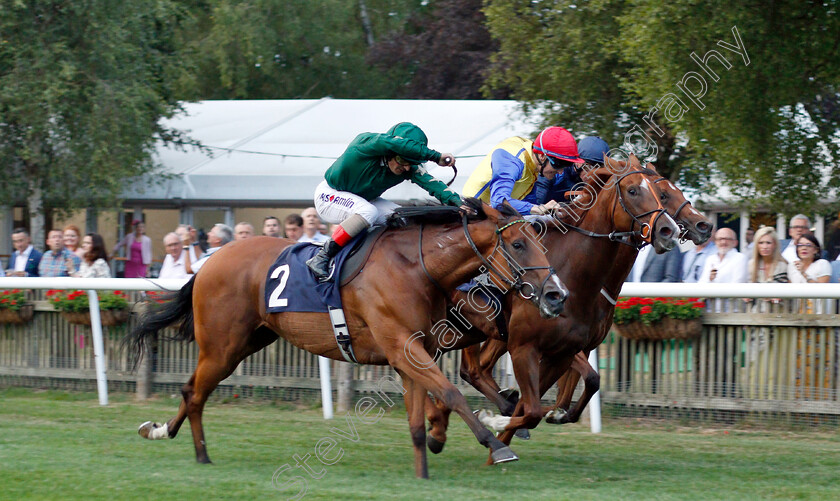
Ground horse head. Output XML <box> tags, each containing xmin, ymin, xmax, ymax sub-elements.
<box><xmin>576</xmin><ymin>155</ymin><xmax>679</xmax><ymax>253</ymax></box>
<box><xmin>469</xmin><ymin>199</ymin><xmax>568</xmax><ymax>318</ymax></box>
<box><xmin>644</xmin><ymin>162</ymin><xmax>713</xmax><ymax>245</ymax></box>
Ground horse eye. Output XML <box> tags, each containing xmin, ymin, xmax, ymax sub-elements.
<box><xmin>512</xmin><ymin>241</ymin><xmax>525</xmax><ymax>250</ymax></box>
<box><xmin>628</xmin><ymin>188</ymin><xmax>637</xmax><ymax>196</ymax></box>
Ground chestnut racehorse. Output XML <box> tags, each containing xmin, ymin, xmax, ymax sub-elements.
<box><xmin>125</xmin><ymin>199</ymin><xmax>567</xmax><ymax>479</ymax></box>
<box><xmin>421</xmin><ymin>157</ymin><xmax>683</xmax><ymax>451</ymax></box>
<box><xmin>454</xmin><ymin>162</ymin><xmax>713</xmax><ymax>432</ymax></box>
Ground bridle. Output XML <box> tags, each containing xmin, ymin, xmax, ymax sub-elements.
<box><xmin>651</xmin><ymin>176</ymin><xmax>694</xmax><ymax>244</ymax></box>
<box><xmin>559</xmin><ymin>170</ymin><xmax>670</xmax><ymax>250</ymax></box>
<box><xmin>419</xmin><ymin>214</ymin><xmax>556</xmax><ymax>301</ymax></box>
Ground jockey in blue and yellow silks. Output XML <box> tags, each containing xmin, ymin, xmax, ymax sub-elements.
<box><xmin>463</xmin><ymin>127</ymin><xmax>584</xmax><ymax>215</ymax></box>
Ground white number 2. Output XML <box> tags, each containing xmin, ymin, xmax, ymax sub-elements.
<box><xmin>268</xmin><ymin>264</ymin><xmax>290</xmax><ymax>308</ymax></box>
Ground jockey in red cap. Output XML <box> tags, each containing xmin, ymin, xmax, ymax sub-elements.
<box><xmin>463</xmin><ymin>126</ymin><xmax>583</xmax><ymax>215</ymax></box>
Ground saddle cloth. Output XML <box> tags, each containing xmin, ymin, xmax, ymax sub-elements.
<box><xmin>264</xmin><ymin>227</ymin><xmax>386</xmax><ymax>313</ymax></box>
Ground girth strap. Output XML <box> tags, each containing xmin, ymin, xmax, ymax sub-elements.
<box><xmin>328</xmin><ymin>307</ymin><xmax>358</xmax><ymax>364</ymax></box>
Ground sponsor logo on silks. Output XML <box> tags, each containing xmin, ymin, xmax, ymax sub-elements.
<box><xmin>319</xmin><ymin>193</ymin><xmax>355</xmax><ymax>208</ymax></box>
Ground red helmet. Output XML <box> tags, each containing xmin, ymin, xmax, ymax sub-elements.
<box><xmin>533</xmin><ymin>127</ymin><xmax>584</xmax><ymax>164</ymax></box>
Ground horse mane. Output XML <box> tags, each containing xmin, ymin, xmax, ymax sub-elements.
<box><xmin>387</xmin><ymin>197</ymin><xmax>515</xmax><ymax>228</ymax></box>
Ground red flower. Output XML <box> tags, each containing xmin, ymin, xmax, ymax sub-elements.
<box><xmin>11</xmin><ymin>289</ymin><xmax>20</xmax><ymax>294</ymax></box>
<box><xmin>693</xmin><ymin>302</ymin><xmax>705</xmax><ymax>308</ymax></box>
<box><xmin>640</xmin><ymin>305</ymin><xmax>652</xmax><ymax>314</ymax></box>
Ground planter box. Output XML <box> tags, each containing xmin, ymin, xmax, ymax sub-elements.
<box><xmin>613</xmin><ymin>317</ymin><xmax>703</xmax><ymax>341</ymax></box>
<box><xmin>61</xmin><ymin>309</ymin><xmax>130</xmax><ymax>326</ymax></box>
<box><xmin>0</xmin><ymin>304</ymin><xmax>34</xmax><ymax>324</ymax></box>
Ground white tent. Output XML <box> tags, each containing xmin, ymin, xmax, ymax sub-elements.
<box><xmin>125</xmin><ymin>98</ymin><xmax>543</xmax><ymax>206</ymax></box>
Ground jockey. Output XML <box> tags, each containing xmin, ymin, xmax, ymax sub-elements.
<box><xmin>462</xmin><ymin>126</ymin><xmax>584</xmax><ymax>216</ymax></box>
<box><xmin>307</xmin><ymin>122</ymin><xmax>461</xmax><ymax>281</ymax></box>
<box><xmin>534</xmin><ymin>136</ymin><xmax>611</xmax><ymax>203</ymax></box>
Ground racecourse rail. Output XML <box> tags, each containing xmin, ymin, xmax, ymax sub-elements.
<box><xmin>1</xmin><ymin>277</ymin><xmax>839</xmax><ymax>431</ymax></box>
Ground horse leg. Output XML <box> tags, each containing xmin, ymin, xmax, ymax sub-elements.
<box><xmin>546</xmin><ymin>351</ymin><xmax>599</xmax><ymax>425</ymax></box>
<box><xmin>424</xmin><ymin>394</ymin><xmax>450</xmax><ymax>454</ymax></box>
<box><xmin>390</xmin><ymin>333</ymin><xmax>518</xmax><ymax>466</ymax></box>
<box><xmin>398</xmin><ymin>370</ymin><xmax>430</xmax><ymax>479</ymax></box>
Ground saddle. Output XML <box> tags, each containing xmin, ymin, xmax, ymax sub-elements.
<box><xmin>338</xmin><ymin>225</ymin><xmax>387</xmax><ymax>286</ymax></box>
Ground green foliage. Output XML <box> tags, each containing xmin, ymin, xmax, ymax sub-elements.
<box><xmin>613</xmin><ymin>297</ymin><xmax>705</xmax><ymax>325</ymax></box>
<box><xmin>483</xmin><ymin>0</ymin><xmax>840</xmax><ymax>215</ymax></box>
<box><xmin>0</xmin><ymin>0</ymin><xmax>193</xmax><ymax>213</ymax></box>
<box><xmin>0</xmin><ymin>289</ymin><xmax>26</xmax><ymax>311</ymax></box>
<box><xmin>180</xmin><ymin>0</ymin><xmax>421</xmax><ymax>99</ymax></box>
<box><xmin>46</xmin><ymin>289</ymin><xmax>127</xmax><ymax>312</ymax></box>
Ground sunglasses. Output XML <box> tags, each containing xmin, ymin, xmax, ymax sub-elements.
<box><xmin>393</xmin><ymin>156</ymin><xmax>412</xmax><ymax>167</ymax></box>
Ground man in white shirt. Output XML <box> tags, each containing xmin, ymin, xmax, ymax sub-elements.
<box><xmin>185</xmin><ymin>223</ymin><xmax>232</xmax><ymax>274</ymax></box>
<box><xmin>780</xmin><ymin>215</ymin><xmax>811</xmax><ymax>263</ymax></box>
<box><xmin>298</xmin><ymin>207</ymin><xmax>329</xmax><ymax>244</ymax></box>
<box><xmin>158</xmin><ymin>232</ymin><xmax>191</xmax><ymax>279</ymax></box>
<box><xmin>699</xmin><ymin>228</ymin><xmax>748</xmax><ymax>311</ymax></box>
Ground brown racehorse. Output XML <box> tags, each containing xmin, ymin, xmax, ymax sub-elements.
<box><xmin>125</xmin><ymin>199</ymin><xmax>567</xmax><ymax>479</ymax></box>
<box><xmin>453</xmin><ymin>163</ymin><xmax>712</xmax><ymax>432</ymax></box>
<box><xmin>421</xmin><ymin>157</ymin><xmax>682</xmax><ymax>451</ymax></box>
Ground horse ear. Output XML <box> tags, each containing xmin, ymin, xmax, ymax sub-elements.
<box><xmin>629</xmin><ymin>153</ymin><xmax>642</xmax><ymax>170</ymax></box>
<box><xmin>645</xmin><ymin>161</ymin><xmax>659</xmax><ymax>174</ymax></box>
<box><xmin>580</xmin><ymin>165</ymin><xmax>613</xmax><ymax>189</ymax></box>
<box><xmin>481</xmin><ymin>201</ymin><xmax>504</xmax><ymax>222</ymax></box>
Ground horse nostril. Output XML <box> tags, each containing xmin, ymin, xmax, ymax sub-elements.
<box><xmin>545</xmin><ymin>291</ymin><xmax>564</xmax><ymax>304</ymax></box>
<box><xmin>697</xmin><ymin>222</ymin><xmax>712</xmax><ymax>233</ymax></box>
<box><xmin>659</xmin><ymin>226</ymin><xmax>673</xmax><ymax>237</ymax></box>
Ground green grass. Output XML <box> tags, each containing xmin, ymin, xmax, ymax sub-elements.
<box><xmin>1</xmin><ymin>388</ymin><xmax>839</xmax><ymax>500</ymax></box>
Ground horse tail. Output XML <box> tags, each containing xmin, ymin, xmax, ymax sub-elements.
<box><xmin>124</xmin><ymin>276</ymin><xmax>196</xmax><ymax>368</ymax></box>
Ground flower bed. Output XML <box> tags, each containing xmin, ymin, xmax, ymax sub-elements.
<box><xmin>46</xmin><ymin>290</ymin><xmax>130</xmax><ymax>326</ymax></box>
<box><xmin>0</xmin><ymin>289</ymin><xmax>34</xmax><ymax>324</ymax></box>
<box><xmin>613</xmin><ymin>297</ymin><xmax>706</xmax><ymax>341</ymax></box>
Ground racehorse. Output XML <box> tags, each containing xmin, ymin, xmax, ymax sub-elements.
<box><xmin>125</xmin><ymin>198</ymin><xmax>567</xmax><ymax>479</ymax></box>
<box><xmin>421</xmin><ymin>157</ymin><xmax>683</xmax><ymax>451</ymax></box>
<box><xmin>453</xmin><ymin>162</ymin><xmax>712</xmax><ymax>431</ymax></box>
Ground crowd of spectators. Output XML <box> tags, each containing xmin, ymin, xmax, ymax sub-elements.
<box><xmin>4</xmin><ymin>211</ymin><xmax>838</xmax><ymax>284</ymax></box>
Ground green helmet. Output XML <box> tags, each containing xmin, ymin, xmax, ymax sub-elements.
<box><xmin>387</xmin><ymin>122</ymin><xmax>428</xmax><ymax>165</ymax></box>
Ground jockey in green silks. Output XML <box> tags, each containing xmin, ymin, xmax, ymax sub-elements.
<box><xmin>307</xmin><ymin>122</ymin><xmax>461</xmax><ymax>281</ymax></box>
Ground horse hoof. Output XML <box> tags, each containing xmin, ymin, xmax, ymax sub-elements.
<box><xmin>138</xmin><ymin>421</ymin><xmax>168</xmax><ymax>440</ymax></box>
<box><xmin>514</xmin><ymin>428</ymin><xmax>530</xmax><ymax>440</ymax></box>
<box><xmin>427</xmin><ymin>435</ymin><xmax>445</xmax><ymax>454</ymax></box>
<box><xmin>491</xmin><ymin>446</ymin><xmax>519</xmax><ymax>464</ymax></box>
<box><xmin>544</xmin><ymin>409</ymin><xmax>567</xmax><ymax>425</ymax></box>
<box><xmin>498</xmin><ymin>388</ymin><xmax>520</xmax><ymax>405</ymax></box>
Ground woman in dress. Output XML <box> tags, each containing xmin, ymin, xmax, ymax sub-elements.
<box><xmin>787</xmin><ymin>233</ymin><xmax>831</xmax><ymax>285</ymax></box>
<box><xmin>73</xmin><ymin>234</ymin><xmax>111</xmax><ymax>278</ymax></box>
<box><xmin>112</xmin><ymin>220</ymin><xmax>152</xmax><ymax>278</ymax></box>
<box><xmin>747</xmin><ymin>227</ymin><xmax>788</xmax><ymax>284</ymax></box>
<box><xmin>63</xmin><ymin>225</ymin><xmax>86</xmax><ymax>260</ymax></box>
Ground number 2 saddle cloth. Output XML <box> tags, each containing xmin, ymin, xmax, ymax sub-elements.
<box><xmin>264</xmin><ymin>228</ymin><xmax>384</xmax><ymax>314</ymax></box>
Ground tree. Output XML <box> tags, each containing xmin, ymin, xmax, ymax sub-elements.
<box><xmin>0</xmin><ymin>0</ymin><xmax>193</xmax><ymax>245</ymax></box>
<box><xmin>179</xmin><ymin>0</ymin><xmax>423</xmax><ymax>100</ymax></box>
<box><xmin>368</xmin><ymin>0</ymin><xmax>509</xmax><ymax>99</ymax></box>
<box><xmin>484</xmin><ymin>0</ymin><xmax>840</xmax><ymax>215</ymax></box>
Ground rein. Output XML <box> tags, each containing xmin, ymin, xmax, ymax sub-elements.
<box><xmin>555</xmin><ymin>169</ymin><xmax>669</xmax><ymax>250</ymax></box>
<box><xmin>418</xmin><ymin>214</ymin><xmax>556</xmax><ymax>301</ymax></box>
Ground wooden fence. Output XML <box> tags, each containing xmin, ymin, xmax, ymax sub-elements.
<box><xmin>1</xmin><ymin>294</ymin><xmax>838</xmax><ymax>424</ymax></box>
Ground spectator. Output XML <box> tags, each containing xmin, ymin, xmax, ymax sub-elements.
<box><xmin>787</xmin><ymin>233</ymin><xmax>831</xmax><ymax>284</ymax></box>
<box><xmin>63</xmin><ymin>224</ymin><xmax>86</xmax><ymax>260</ymax></box>
<box><xmin>112</xmin><ymin>220</ymin><xmax>152</xmax><ymax>278</ymax></box>
<box><xmin>744</xmin><ymin>227</ymin><xmax>755</xmax><ymax>253</ymax></box>
<box><xmin>629</xmin><ymin>244</ymin><xmax>683</xmax><ymax>283</ymax></box>
<box><xmin>298</xmin><ymin>207</ymin><xmax>328</xmax><ymax>243</ymax></box>
<box><xmin>38</xmin><ymin>229</ymin><xmax>81</xmax><ymax>277</ymax></box>
<box><xmin>72</xmin><ymin>233</ymin><xmax>111</xmax><ymax>278</ymax></box>
<box><xmin>176</xmin><ymin>224</ymin><xmax>204</xmax><ymax>262</ymax></box>
<box><xmin>234</xmin><ymin>222</ymin><xmax>254</xmax><ymax>241</ymax></box>
<box><xmin>284</xmin><ymin>214</ymin><xmax>303</xmax><ymax>241</ymax></box>
<box><xmin>262</xmin><ymin>216</ymin><xmax>281</xmax><ymax>238</ymax></box>
<box><xmin>6</xmin><ymin>228</ymin><xmax>42</xmax><ymax>277</ymax></box>
<box><xmin>158</xmin><ymin>232</ymin><xmax>191</xmax><ymax>279</ymax></box>
<box><xmin>699</xmin><ymin>228</ymin><xmax>748</xmax><ymax>312</ymax></box>
<box><xmin>681</xmin><ymin>238</ymin><xmax>717</xmax><ymax>283</ymax></box>
<box><xmin>185</xmin><ymin>223</ymin><xmax>232</xmax><ymax>274</ymax></box>
<box><xmin>747</xmin><ymin>227</ymin><xmax>788</xmax><ymax>283</ymax></box>
<box><xmin>779</xmin><ymin>214</ymin><xmax>811</xmax><ymax>263</ymax></box>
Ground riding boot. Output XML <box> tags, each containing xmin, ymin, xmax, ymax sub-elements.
<box><xmin>306</xmin><ymin>238</ymin><xmax>342</xmax><ymax>281</ymax></box>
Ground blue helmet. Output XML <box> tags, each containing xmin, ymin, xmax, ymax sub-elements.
<box><xmin>577</xmin><ymin>136</ymin><xmax>610</xmax><ymax>165</ymax></box>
